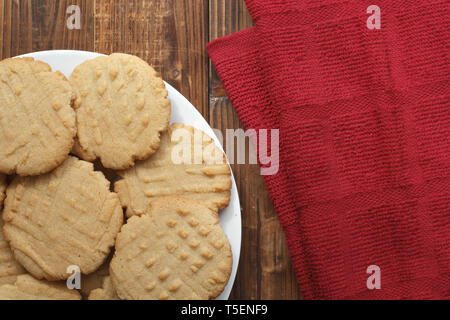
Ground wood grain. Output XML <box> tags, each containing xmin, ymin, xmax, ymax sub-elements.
<box><xmin>0</xmin><ymin>0</ymin><xmax>301</xmax><ymax>300</ymax></box>
<box><xmin>95</xmin><ymin>0</ymin><xmax>209</xmax><ymax>116</ymax></box>
<box><xmin>0</xmin><ymin>0</ymin><xmax>94</xmax><ymax>57</ymax></box>
<box><xmin>209</xmin><ymin>0</ymin><xmax>301</xmax><ymax>300</ymax></box>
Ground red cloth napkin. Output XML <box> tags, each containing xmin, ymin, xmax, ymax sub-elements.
<box><xmin>208</xmin><ymin>0</ymin><xmax>450</xmax><ymax>299</ymax></box>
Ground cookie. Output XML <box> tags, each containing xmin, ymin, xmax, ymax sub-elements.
<box><xmin>110</xmin><ymin>197</ymin><xmax>233</xmax><ymax>300</ymax></box>
<box><xmin>115</xmin><ymin>124</ymin><xmax>231</xmax><ymax>217</ymax></box>
<box><xmin>0</xmin><ymin>274</ymin><xmax>81</xmax><ymax>300</ymax></box>
<box><xmin>0</xmin><ymin>58</ymin><xmax>76</xmax><ymax>176</ymax></box>
<box><xmin>0</xmin><ymin>174</ymin><xmax>6</xmax><ymax>208</ymax></box>
<box><xmin>2</xmin><ymin>156</ymin><xmax>123</xmax><ymax>281</ymax></box>
<box><xmin>70</xmin><ymin>53</ymin><xmax>171</xmax><ymax>170</ymax></box>
<box><xmin>88</xmin><ymin>276</ymin><xmax>119</xmax><ymax>300</ymax></box>
<box><xmin>0</xmin><ymin>211</ymin><xmax>26</xmax><ymax>285</ymax></box>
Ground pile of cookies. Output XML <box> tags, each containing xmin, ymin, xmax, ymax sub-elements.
<box><xmin>0</xmin><ymin>53</ymin><xmax>233</xmax><ymax>300</ymax></box>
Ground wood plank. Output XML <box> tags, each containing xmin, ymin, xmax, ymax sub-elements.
<box><xmin>209</xmin><ymin>0</ymin><xmax>302</xmax><ymax>299</ymax></box>
<box><xmin>94</xmin><ymin>0</ymin><xmax>209</xmax><ymax>116</ymax></box>
<box><xmin>0</xmin><ymin>0</ymin><xmax>32</xmax><ymax>58</ymax></box>
<box><xmin>0</xmin><ymin>0</ymin><xmax>94</xmax><ymax>59</ymax></box>
<box><xmin>0</xmin><ymin>0</ymin><xmax>12</xmax><ymax>58</ymax></box>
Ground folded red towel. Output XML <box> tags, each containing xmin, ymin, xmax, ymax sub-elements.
<box><xmin>208</xmin><ymin>0</ymin><xmax>450</xmax><ymax>299</ymax></box>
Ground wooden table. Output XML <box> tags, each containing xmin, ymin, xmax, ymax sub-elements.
<box><xmin>0</xmin><ymin>0</ymin><xmax>301</xmax><ymax>300</ymax></box>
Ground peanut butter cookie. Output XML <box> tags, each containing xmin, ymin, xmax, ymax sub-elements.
<box><xmin>115</xmin><ymin>124</ymin><xmax>231</xmax><ymax>217</ymax></box>
<box><xmin>0</xmin><ymin>58</ymin><xmax>76</xmax><ymax>176</ymax></box>
<box><xmin>70</xmin><ymin>53</ymin><xmax>171</xmax><ymax>170</ymax></box>
<box><xmin>0</xmin><ymin>211</ymin><xmax>26</xmax><ymax>285</ymax></box>
<box><xmin>110</xmin><ymin>197</ymin><xmax>232</xmax><ymax>300</ymax></box>
<box><xmin>2</xmin><ymin>157</ymin><xmax>123</xmax><ymax>281</ymax></box>
<box><xmin>0</xmin><ymin>274</ymin><xmax>81</xmax><ymax>300</ymax></box>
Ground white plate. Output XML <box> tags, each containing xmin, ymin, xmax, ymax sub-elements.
<box><xmin>16</xmin><ymin>50</ymin><xmax>241</xmax><ymax>300</ymax></box>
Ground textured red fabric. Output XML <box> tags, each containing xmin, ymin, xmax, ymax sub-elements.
<box><xmin>208</xmin><ymin>0</ymin><xmax>450</xmax><ymax>299</ymax></box>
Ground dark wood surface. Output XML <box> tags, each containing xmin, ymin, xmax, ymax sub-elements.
<box><xmin>0</xmin><ymin>0</ymin><xmax>301</xmax><ymax>300</ymax></box>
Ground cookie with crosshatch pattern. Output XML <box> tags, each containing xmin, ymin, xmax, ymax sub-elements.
<box><xmin>0</xmin><ymin>176</ymin><xmax>26</xmax><ymax>286</ymax></box>
<box><xmin>114</xmin><ymin>123</ymin><xmax>232</xmax><ymax>217</ymax></box>
<box><xmin>2</xmin><ymin>156</ymin><xmax>123</xmax><ymax>281</ymax></box>
<box><xmin>0</xmin><ymin>211</ymin><xmax>26</xmax><ymax>286</ymax></box>
<box><xmin>0</xmin><ymin>274</ymin><xmax>81</xmax><ymax>300</ymax></box>
<box><xmin>70</xmin><ymin>53</ymin><xmax>171</xmax><ymax>170</ymax></box>
<box><xmin>0</xmin><ymin>58</ymin><xmax>77</xmax><ymax>176</ymax></box>
<box><xmin>0</xmin><ymin>174</ymin><xmax>6</xmax><ymax>208</ymax></box>
<box><xmin>110</xmin><ymin>197</ymin><xmax>232</xmax><ymax>300</ymax></box>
